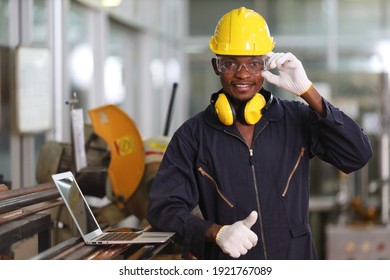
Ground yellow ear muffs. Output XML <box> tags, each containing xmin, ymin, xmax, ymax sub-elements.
<box><xmin>243</xmin><ymin>93</ymin><xmax>266</xmax><ymax>125</ymax></box>
<box><xmin>213</xmin><ymin>92</ymin><xmax>270</xmax><ymax>126</ymax></box>
<box><xmin>214</xmin><ymin>93</ymin><xmax>235</xmax><ymax>126</ymax></box>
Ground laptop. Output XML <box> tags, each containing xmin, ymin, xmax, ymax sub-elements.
<box><xmin>52</xmin><ymin>171</ymin><xmax>174</xmax><ymax>245</ymax></box>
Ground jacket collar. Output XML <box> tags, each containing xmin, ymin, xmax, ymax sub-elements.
<box><xmin>204</xmin><ymin>88</ymin><xmax>284</xmax><ymax>130</ymax></box>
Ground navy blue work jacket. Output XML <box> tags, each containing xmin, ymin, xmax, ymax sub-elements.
<box><xmin>147</xmin><ymin>89</ymin><xmax>372</xmax><ymax>259</ymax></box>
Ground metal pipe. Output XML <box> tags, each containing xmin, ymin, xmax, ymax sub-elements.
<box><xmin>380</xmin><ymin>71</ymin><xmax>390</xmax><ymax>225</ymax></box>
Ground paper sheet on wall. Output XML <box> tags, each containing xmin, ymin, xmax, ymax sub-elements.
<box><xmin>16</xmin><ymin>46</ymin><xmax>52</xmax><ymax>134</ymax></box>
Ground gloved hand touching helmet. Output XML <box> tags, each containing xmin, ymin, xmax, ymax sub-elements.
<box><xmin>215</xmin><ymin>211</ymin><xmax>258</xmax><ymax>258</ymax></box>
<box><xmin>262</xmin><ymin>52</ymin><xmax>313</xmax><ymax>96</ymax></box>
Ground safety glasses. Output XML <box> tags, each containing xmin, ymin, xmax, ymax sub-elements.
<box><xmin>215</xmin><ymin>56</ymin><xmax>266</xmax><ymax>75</ymax></box>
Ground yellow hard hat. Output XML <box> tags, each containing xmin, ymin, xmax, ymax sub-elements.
<box><xmin>210</xmin><ymin>7</ymin><xmax>275</xmax><ymax>56</ymax></box>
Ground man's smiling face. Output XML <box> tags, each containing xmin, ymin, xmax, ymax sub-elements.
<box><xmin>212</xmin><ymin>56</ymin><xmax>265</xmax><ymax>104</ymax></box>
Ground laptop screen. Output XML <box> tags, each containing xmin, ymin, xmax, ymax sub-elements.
<box><xmin>54</xmin><ymin>173</ymin><xmax>100</xmax><ymax>235</ymax></box>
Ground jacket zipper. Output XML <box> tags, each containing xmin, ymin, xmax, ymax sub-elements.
<box><xmin>225</xmin><ymin>122</ymin><xmax>269</xmax><ymax>259</ymax></box>
<box><xmin>281</xmin><ymin>147</ymin><xmax>305</xmax><ymax>197</ymax></box>
<box><xmin>198</xmin><ymin>167</ymin><xmax>234</xmax><ymax>208</ymax></box>
<box><xmin>249</xmin><ymin>148</ymin><xmax>268</xmax><ymax>259</ymax></box>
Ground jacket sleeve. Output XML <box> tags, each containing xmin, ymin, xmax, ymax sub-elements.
<box><xmin>146</xmin><ymin>125</ymin><xmax>213</xmax><ymax>259</ymax></box>
<box><xmin>309</xmin><ymin>98</ymin><xmax>373</xmax><ymax>173</ymax></box>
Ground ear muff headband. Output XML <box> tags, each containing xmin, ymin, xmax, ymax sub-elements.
<box><xmin>214</xmin><ymin>93</ymin><xmax>235</xmax><ymax>126</ymax></box>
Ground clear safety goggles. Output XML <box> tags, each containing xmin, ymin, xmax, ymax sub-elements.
<box><xmin>215</xmin><ymin>56</ymin><xmax>266</xmax><ymax>75</ymax></box>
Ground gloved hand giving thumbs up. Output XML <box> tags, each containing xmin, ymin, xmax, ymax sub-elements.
<box><xmin>262</xmin><ymin>52</ymin><xmax>313</xmax><ymax>96</ymax></box>
<box><xmin>215</xmin><ymin>211</ymin><xmax>258</xmax><ymax>258</ymax></box>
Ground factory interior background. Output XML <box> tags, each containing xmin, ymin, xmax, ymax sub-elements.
<box><xmin>1</xmin><ymin>0</ymin><xmax>390</xmax><ymax>260</ymax></box>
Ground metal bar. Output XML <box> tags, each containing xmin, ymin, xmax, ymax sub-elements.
<box><xmin>163</xmin><ymin>82</ymin><xmax>178</xmax><ymax>136</ymax></box>
<box><xmin>0</xmin><ymin>182</ymin><xmax>55</xmax><ymax>201</ymax></box>
<box><xmin>0</xmin><ymin>200</ymin><xmax>63</xmax><ymax>225</ymax></box>
<box><xmin>0</xmin><ymin>188</ymin><xmax>60</xmax><ymax>214</ymax></box>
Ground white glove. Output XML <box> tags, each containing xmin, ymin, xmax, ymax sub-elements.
<box><xmin>262</xmin><ymin>52</ymin><xmax>312</xmax><ymax>96</ymax></box>
<box><xmin>215</xmin><ymin>211</ymin><xmax>258</xmax><ymax>258</ymax></box>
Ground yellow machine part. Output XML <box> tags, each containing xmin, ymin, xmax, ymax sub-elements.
<box><xmin>88</xmin><ymin>104</ymin><xmax>145</xmax><ymax>207</ymax></box>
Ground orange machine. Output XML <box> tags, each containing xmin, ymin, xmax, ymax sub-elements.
<box><xmin>88</xmin><ymin>105</ymin><xmax>145</xmax><ymax>208</ymax></box>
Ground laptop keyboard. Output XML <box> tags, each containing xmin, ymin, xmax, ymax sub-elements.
<box><xmin>96</xmin><ymin>232</ymin><xmax>139</xmax><ymax>241</ymax></box>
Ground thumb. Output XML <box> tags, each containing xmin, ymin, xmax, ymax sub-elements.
<box><xmin>262</xmin><ymin>70</ymin><xmax>280</xmax><ymax>87</ymax></box>
<box><xmin>242</xmin><ymin>211</ymin><xmax>258</xmax><ymax>228</ymax></box>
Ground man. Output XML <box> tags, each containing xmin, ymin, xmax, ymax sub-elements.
<box><xmin>147</xmin><ymin>7</ymin><xmax>372</xmax><ymax>259</ymax></box>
